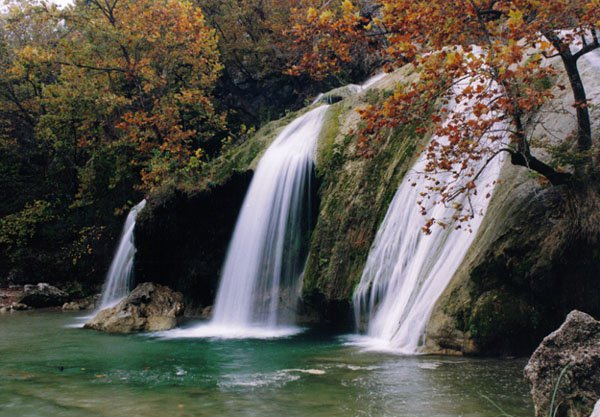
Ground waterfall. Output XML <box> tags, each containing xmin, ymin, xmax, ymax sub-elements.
<box><xmin>170</xmin><ymin>105</ymin><xmax>329</xmax><ymax>339</ymax></box>
<box><xmin>98</xmin><ymin>199</ymin><xmax>146</xmax><ymax>310</ymax></box>
<box><xmin>353</xmin><ymin>76</ymin><xmax>504</xmax><ymax>353</ymax></box>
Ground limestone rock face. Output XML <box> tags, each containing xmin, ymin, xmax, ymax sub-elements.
<box><xmin>18</xmin><ymin>283</ymin><xmax>68</xmax><ymax>308</ymax></box>
<box><xmin>84</xmin><ymin>283</ymin><xmax>184</xmax><ymax>333</ymax></box>
<box><xmin>524</xmin><ymin>310</ymin><xmax>600</xmax><ymax>417</ymax></box>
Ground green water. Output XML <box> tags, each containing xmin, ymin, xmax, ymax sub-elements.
<box><xmin>0</xmin><ymin>311</ymin><xmax>533</xmax><ymax>417</ymax></box>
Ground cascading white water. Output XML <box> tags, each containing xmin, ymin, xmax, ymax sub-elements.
<box><xmin>353</xmin><ymin>76</ymin><xmax>505</xmax><ymax>354</ymax></box>
<box><xmin>98</xmin><ymin>199</ymin><xmax>146</xmax><ymax>310</ymax></box>
<box><xmin>168</xmin><ymin>105</ymin><xmax>329</xmax><ymax>339</ymax></box>
<box><xmin>211</xmin><ymin>105</ymin><xmax>328</xmax><ymax>328</ymax></box>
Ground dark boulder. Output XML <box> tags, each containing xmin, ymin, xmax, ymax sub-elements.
<box><xmin>18</xmin><ymin>283</ymin><xmax>68</xmax><ymax>308</ymax></box>
<box><xmin>525</xmin><ymin>310</ymin><xmax>600</xmax><ymax>417</ymax></box>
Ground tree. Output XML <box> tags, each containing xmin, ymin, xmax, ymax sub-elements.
<box><xmin>196</xmin><ymin>0</ymin><xmax>376</xmax><ymax>127</ymax></box>
<box><xmin>56</xmin><ymin>0</ymin><xmax>224</xmax><ymax>191</ymax></box>
<box><xmin>0</xmin><ymin>0</ymin><xmax>224</xmax><ymax>284</ymax></box>
<box><xmin>289</xmin><ymin>0</ymin><xmax>599</xmax><ymax>226</ymax></box>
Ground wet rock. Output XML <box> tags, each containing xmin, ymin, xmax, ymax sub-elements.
<box><xmin>525</xmin><ymin>310</ymin><xmax>600</xmax><ymax>417</ymax></box>
<box><xmin>84</xmin><ymin>283</ymin><xmax>184</xmax><ymax>333</ymax></box>
<box><xmin>62</xmin><ymin>301</ymin><xmax>86</xmax><ymax>311</ymax></box>
<box><xmin>62</xmin><ymin>294</ymin><xmax>100</xmax><ymax>311</ymax></box>
<box><xmin>200</xmin><ymin>305</ymin><xmax>213</xmax><ymax>319</ymax></box>
<box><xmin>10</xmin><ymin>302</ymin><xmax>29</xmax><ymax>311</ymax></box>
<box><xmin>0</xmin><ymin>307</ymin><xmax>8</xmax><ymax>313</ymax></box>
<box><xmin>18</xmin><ymin>283</ymin><xmax>68</xmax><ymax>308</ymax></box>
<box><xmin>314</xmin><ymin>85</ymin><xmax>362</xmax><ymax>105</ymax></box>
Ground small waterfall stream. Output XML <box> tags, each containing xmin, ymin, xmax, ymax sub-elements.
<box><xmin>170</xmin><ymin>105</ymin><xmax>329</xmax><ymax>338</ymax></box>
<box><xmin>98</xmin><ymin>199</ymin><xmax>146</xmax><ymax>310</ymax></box>
<box><xmin>353</xmin><ymin>76</ymin><xmax>505</xmax><ymax>353</ymax></box>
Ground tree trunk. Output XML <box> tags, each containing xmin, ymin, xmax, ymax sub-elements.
<box><xmin>560</xmin><ymin>53</ymin><xmax>592</xmax><ymax>152</ymax></box>
<box><xmin>510</xmin><ymin>151</ymin><xmax>572</xmax><ymax>186</ymax></box>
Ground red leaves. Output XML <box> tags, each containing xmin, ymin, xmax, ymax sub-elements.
<box><xmin>285</xmin><ymin>0</ymin><xmax>595</xmax><ymax>232</ymax></box>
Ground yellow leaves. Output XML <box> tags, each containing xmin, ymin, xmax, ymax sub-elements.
<box><xmin>445</xmin><ymin>51</ymin><xmax>463</xmax><ymax>68</ymax></box>
<box><xmin>341</xmin><ymin>0</ymin><xmax>355</xmax><ymax>14</ymax></box>
<box><xmin>319</xmin><ymin>9</ymin><xmax>333</xmax><ymax>24</ymax></box>
<box><xmin>507</xmin><ymin>8</ymin><xmax>524</xmax><ymax>29</ymax></box>
<box><xmin>306</xmin><ymin>7</ymin><xmax>318</xmax><ymax>21</ymax></box>
<box><xmin>498</xmin><ymin>40</ymin><xmax>524</xmax><ymax>65</ymax></box>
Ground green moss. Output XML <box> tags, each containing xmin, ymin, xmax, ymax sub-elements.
<box><xmin>316</xmin><ymin>103</ymin><xmax>344</xmax><ymax>177</ymax></box>
<box><xmin>304</xmin><ymin>107</ymin><xmax>425</xmax><ymax>300</ymax></box>
<box><xmin>171</xmin><ymin>106</ymin><xmax>312</xmax><ymax>197</ymax></box>
<box><xmin>467</xmin><ymin>289</ymin><xmax>541</xmax><ymax>353</ymax></box>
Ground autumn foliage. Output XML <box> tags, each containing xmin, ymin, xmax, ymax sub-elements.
<box><xmin>0</xmin><ymin>0</ymin><xmax>224</xmax><ymax>283</ymax></box>
<box><xmin>287</xmin><ymin>0</ymin><xmax>381</xmax><ymax>80</ymax></box>
<box><xmin>62</xmin><ymin>0</ymin><xmax>224</xmax><ymax>190</ymax></box>
<box><xmin>289</xmin><ymin>0</ymin><xmax>599</xmax><ymax>229</ymax></box>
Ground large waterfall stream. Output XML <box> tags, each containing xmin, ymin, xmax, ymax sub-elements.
<box><xmin>353</xmin><ymin>76</ymin><xmax>505</xmax><ymax>353</ymax></box>
<box><xmin>98</xmin><ymin>199</ymin><xmax>146</xmax><ymax>310</ymax></box>
<box><xmin>168</xmin><ymin>105</ymin><xmax>329</xmax><ymax>338</ymax></box>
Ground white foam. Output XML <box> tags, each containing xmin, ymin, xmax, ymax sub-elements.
<box><xmin>345</xmin><ymin>335</ymin><xmax>421</xmax><ymax>355</ymax></box>
<box><xmin>155</xmin><ymin>323</ymin><xmax>303</xmax><ymax>340</ymax></box>
<box><xmin>282</xmin><ymin>368</ymin><xmax>326</xmax><ymax>375</ymax></box>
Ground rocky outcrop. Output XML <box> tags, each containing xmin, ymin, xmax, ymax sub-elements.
<box><xmin>524</xmin><ymin>310</ymin><xmax>600</xmax><ymax>417</ymax></box>
<box><xmin>426</xmin><ymin>60</ymin><xmax>600</xmax><ymax>356</ymax></box>
<box><xmin>427</xmin><ymin>172</ymin><xmax>600</xmax><ymax>355</ymax></box>
<box><xmin>84</xmin><ymin>283</ymin><xmax>184</xmax><ymax>333</ymax></box>
<box><xmin>18</xmin><ymin>283</ymin><xmax>68</xmax><ymax>308</ymax></box>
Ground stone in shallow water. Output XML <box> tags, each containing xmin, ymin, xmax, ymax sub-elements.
<box><xmin>62</xmin><ymin>294</ymin><xmax>100</xmax><ymax>311</ymax></box>
<box><xmin>19</xmin><ymin>283</ymin><xmax>68</xmax><ymax>308</ymax></box>
<box><xmin>84</xmin><ymin>282</ymin><xmax>184</xmax><ymax>333</ymax></box>
<box><xmin>525</xmin><ymin>310</ymin><xmax>600</xmax><ymax>417</ymax></box>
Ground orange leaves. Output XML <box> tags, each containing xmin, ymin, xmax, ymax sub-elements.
<box><xmin>48</xmin><ymin>0</ymin><xmax>224</xmax><ymax>191</ymax></box>
<box><xmin>472</xmin><ymin>102</ymin><xmax>490</xmax><ymax>118</ymax></box>
<box><xmin>286</xmin><ymin>0</ymin><xmax>596</xmax><ymax>230</ymax></box>
<box><xmin>285</xmin><ymin>0</ymin><xmax>381</xmax><ymax>79</ymax></box>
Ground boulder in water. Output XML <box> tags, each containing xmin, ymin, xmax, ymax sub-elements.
<box><xmin>18</xmin><ymin>283</ymin><xmax>68</xmax><ymax>308</ymax></box>
<box><xmin>84</xmin><ymin>283</ymin><xmax>184</xmax><ymax>333</ymax></box>
<box><xmin>524</xmin><ymin>310</ymin><xmax>600</xmax><ymax>417</ymax></box>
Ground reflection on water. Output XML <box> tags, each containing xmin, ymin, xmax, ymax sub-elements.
<box><xmin>0</xmin><ymin>312</ymin><xmax>533</xmax><ymax>417</ymax></box>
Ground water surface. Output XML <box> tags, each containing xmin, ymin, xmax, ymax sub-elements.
<box><xmin>0</xmin><ymin>311</ymin><xmax>533</xmax><ymax>417</ymax></box>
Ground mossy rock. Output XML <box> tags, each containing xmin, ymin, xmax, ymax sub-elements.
<box><xmin>303</xmin><ymin>65</ymin><xmax>425</xmax><ymax>303</ymax></box>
